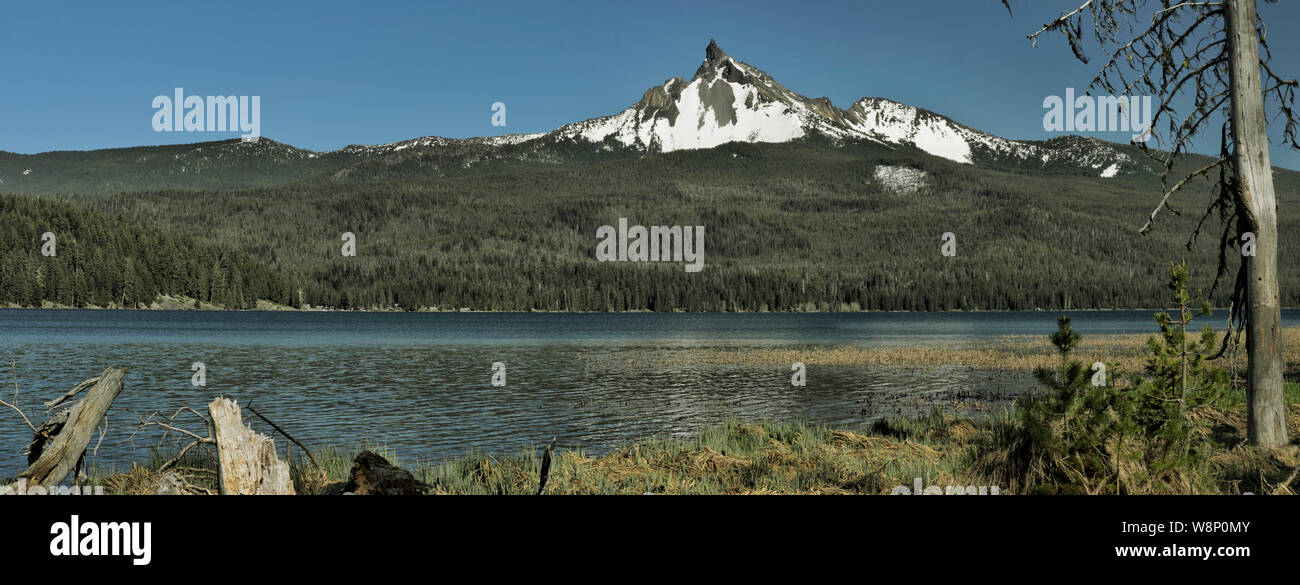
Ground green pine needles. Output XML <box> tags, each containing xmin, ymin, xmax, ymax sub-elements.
<box><xmin>973</xmin><ymin>261</ymin><xmax>1230</xmax><ymax>494</ymax></box>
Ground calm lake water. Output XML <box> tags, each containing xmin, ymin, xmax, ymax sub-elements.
<box><xmin>2</xmin><ymin>309</ymin><xmax>1296</xmax><ymax>476</ymax></box>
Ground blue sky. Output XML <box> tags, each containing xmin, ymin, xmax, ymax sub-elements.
<box><xmin>2</xmin><ymin>0</ymin><xmax>1298</xmax><ymax>169</ymax></box>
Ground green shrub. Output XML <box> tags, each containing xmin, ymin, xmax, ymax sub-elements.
<box><xmin>972</xmin><ymin>261</ymin><xmax>1229</xmax><ymax>494</ymax></box>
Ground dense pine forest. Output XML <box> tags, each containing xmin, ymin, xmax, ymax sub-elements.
<box><xmin>2</xmin><ymin>137</ymin><xmax>1298</xmax><ymax>311</ymax></box>
<box><xmin>0</xmin><ymin>196</ymin><xmax>294</xmax><ymax>309</ymax></box>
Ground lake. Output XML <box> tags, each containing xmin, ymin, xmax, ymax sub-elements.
<box><xmin>2</xmin><ymin>309</ymin><xmax>1296</xmax><ymax>477</ymax></box>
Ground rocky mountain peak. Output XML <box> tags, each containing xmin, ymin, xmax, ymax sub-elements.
<box><xmin>705</xmin><ymin>38</ymin><xmax>727</xmax><ymax>63</ymax></box>
<box><xmin>695</xmin><ymin>39</ymin><xmax>748</xmax><ymax>83</ymax></box>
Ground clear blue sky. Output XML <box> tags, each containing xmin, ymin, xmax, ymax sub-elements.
<box><xmin>2</xmin><ymin>0</ymin><xmax>1298</xmax><ymax>169</ymax></box>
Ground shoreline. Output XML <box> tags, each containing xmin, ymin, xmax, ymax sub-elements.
<box><xmin>5</xmin><ymin>323</ymin><xmax>1298</xmax><ymax>495</ymax></box>
<box><xmin>80</xmin><ymin>395</ymin><xmax>1300</xmax><ymax>495</ymax></box>
<box><xmin>5</xmin><ymin>302</ymin><xmax>1300</xmax><ymax>314</ymax></box>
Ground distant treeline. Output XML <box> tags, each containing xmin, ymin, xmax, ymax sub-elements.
<box><xmin>0</xmin><ymin>195</ymin><xmax>295</xmax><ymax>308</ymax></box>
<box><xmin>6</xmin><ymin>139</ymin><xmax>1299</xmax><ymax>311</ymax></box>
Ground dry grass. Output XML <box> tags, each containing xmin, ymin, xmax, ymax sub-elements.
<box><xmin>1198</xmin><ymin>403</ymin><xmax>1300</xmax><ymax>495</ymax></box>
<box><xmin>100</xmin><ymin>465</ymin><xmax>163</xmax><ymax>495</ymax></box>
<box><xmin>659</xmin><ymin>327</ymin><xmax>1300</xmax><ymax>375</ymax></box>
<box><xmin>272</xmin><ymin>419</ymin><xmax>982</xmax><ymax>495</ymax></box>
<box><xmin>85</xmin><ymin>401</ymin><xmax>1300</xmax><ymax>495</ymax></box>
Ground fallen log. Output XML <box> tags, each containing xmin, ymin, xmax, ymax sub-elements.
<box><xmin>209</xmin><ymin>397</ymin><xmax>294</xmax><ymax>495</ymax></box>
<box><xmin>27</xmin><ymin>409</ymin><xmax>69</xmax><ymax>465</ymax></box>
<box><xmin>18</xmin><ymin>367</ymin><xmax>125</xmax><ymax>488</ymax></box>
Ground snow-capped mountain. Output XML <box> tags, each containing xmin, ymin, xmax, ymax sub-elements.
<box><xmin>552</xmin><ymin>40</ymin><xmax>851</xmax><ymax>152</ymax></box>
<box><xmin>549</xmin><ymin>40</ymin><xmax>1142</xmax><ymax>177</ymax></box>
<box><xmin>326</xmin><ymin>40</ymin><xmax>1144</xmax><ymax>178</ymax></box>
<box><xmin>0</xmin><ymin>39</ymin><xmax>1149</xmax><ymax>196</ymax></box>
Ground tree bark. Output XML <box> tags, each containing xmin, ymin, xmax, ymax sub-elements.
<box><xmin>209</xmin><ymin>397</ymin><xmax>295</xmax><ymax>495</ymax></box>
<box><xmin>18</xmin><ymin>367</ymin><xmax>125</xmax><ymax>487</ymax></box>
<box><xmin>1226</xmin><ymin>0</ymin><xmax>1288</xmax><ymax>448</ymax></box>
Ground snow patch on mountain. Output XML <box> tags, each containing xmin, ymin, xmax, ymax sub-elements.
<box><xmin>337</xmin><ymin>133</ymin><xmax>543</xmax><ymax>156</ymax></box>
<box><xmin>873</xmin><ymin>165</ymin><xmax>929</xmax><ymax>194</ymax></box>
<box><xmin>846</xmin><ymin>99</ymin><xmax>973</xmax><ymax>163</ymax></box>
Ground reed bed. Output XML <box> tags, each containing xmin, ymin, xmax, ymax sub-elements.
<box><xmin>653</xmin><ymin>327</ymin><xmax>1300</xmax><ymax>375</ymax></box>
<box><xmin>284</xmin><ymin>418</ymin><xmax>978</xmax><ymax>495</ymax></box>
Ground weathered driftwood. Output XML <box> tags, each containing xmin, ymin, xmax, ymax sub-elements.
<box><xmin>18</xmin><ymin>367</ymin><xmax>124</xmax><ymax>488</ymax></box>
<box><xmin>209</xmin><ymin>397</ymin><xmax>294</xmax><ymax>495</ymax></box>
<box><xmin>317</xmin><ymin>450</ymin><xmax>429</xmax><ymax>495</ymax></box>
<box><xmin>155</xmin><ymin>472</ymin><xmax>187</xmax><ymax>495</ymax></box>
<box><xmin>246</xmin><ymin>402</ymin><xmax>320</xmax><ymax>470</ymax></box>
<box><xmin>43</xmin><ymin>375</ymin><xmax>101</xmax><ymax>409</ymax></box>
<box><xmin>27</xmin><ymin>409</ymin><xmax>70</xmax><ymax>465</ymax></box>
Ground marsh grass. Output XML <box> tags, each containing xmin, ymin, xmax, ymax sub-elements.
<box><xmin>78</xmin><ymin>356</ymin><xmax>1300</xmax><ymax>495</ymax></box>
<box><xmin>85</xmin><ymin>393</ymin><xmax>1298</xmax><ymax>495</ymax></box>
<box><xmin>663</xmin><ymin>327</ymin><xmax>1300</xmax><ymax>375</ymax></box>
<box><xmin>276</xmin><ymin>419</ymin><xmax>977</xmax><ymax>495</ymax></box>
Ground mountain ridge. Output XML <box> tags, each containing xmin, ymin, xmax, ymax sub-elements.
<box><xmin>0</xmin><ymin>40</ymin><xmax>1200</xmax><ymax>196</ymax></box>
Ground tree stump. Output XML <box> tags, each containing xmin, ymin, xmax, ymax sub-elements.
<box><xmin>209</xmin><ymin>397</ymin><xmax>294</xmax><ymax>495</ymax></box>
<box><xmin>324</xmin><ymin>450</ymin><xmax>429</xmax><ymax>495</ymax></box>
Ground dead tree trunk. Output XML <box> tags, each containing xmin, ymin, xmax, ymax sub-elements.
<box><xmin>18</xmin><ymin>367</ymin><xmax>125</xmax><ymax>487</ymax></box>
<box><xmin>1226</xmin><ymin>0</ymin><xmax>1288</xmax><ymax>448</ymax></box>
<box><xmin>209</xmin><ymin>397</ymin><xmax>294</xmax><ymax>495</ymax></box>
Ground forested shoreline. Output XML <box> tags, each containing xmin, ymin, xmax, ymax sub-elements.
<box><xmin>0</xmin><ymin>195</ymin><xmax>295</xmax><ymax>310</ymax></box>
<box><xmin>3</xmin><ymin>140</ymin><xmax>1299</xmax><ymax>312</ymax></box>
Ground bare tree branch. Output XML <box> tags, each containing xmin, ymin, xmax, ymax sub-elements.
<box><xmin>1140</xmin><ymin>157</ymin><xmax>1228</xmax><ymax>233</ymax></box>
<box><xmin>1</xmin><ymin>362</ymin><xmax>37</xmax><ymax>433</ymax></box>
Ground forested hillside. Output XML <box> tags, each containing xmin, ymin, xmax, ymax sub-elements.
<box><xmin>9</xmin><ymin>137</ymin><xmax>1292</xmax><ymax>311</ymax></box>
<box><xmin>0</xmin><ymin>139</ymin><xmax>335</xmax><ymax>195</ymax></box>
<box><xmin>0</xmin><ymin>195</ymin><xmax>295</xmax><ymax>309</ymax></box>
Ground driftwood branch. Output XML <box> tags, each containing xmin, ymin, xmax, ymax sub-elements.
<box><xmin>44</xmin><ymin>376</ymin><xmax>102</xmax><ymax>409</ymax></box>
<box><xmin>129</xmin><ymin>406</ymin><xmax>218</xmax><ymax>474</ymax></box>
<box><xmin>17</xmin><ymin>367</ymin><xmax>126</xmax><ymax>488</ymax></box>
<box><xmin>245</xmin><ymin>402</ymin><xmax>320</xmax><ymax>470</ymax></box>
<box><xmin>1</xmin><ymin>362</ymin><xmax>37</xmax><ymax>433</ymax></box>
